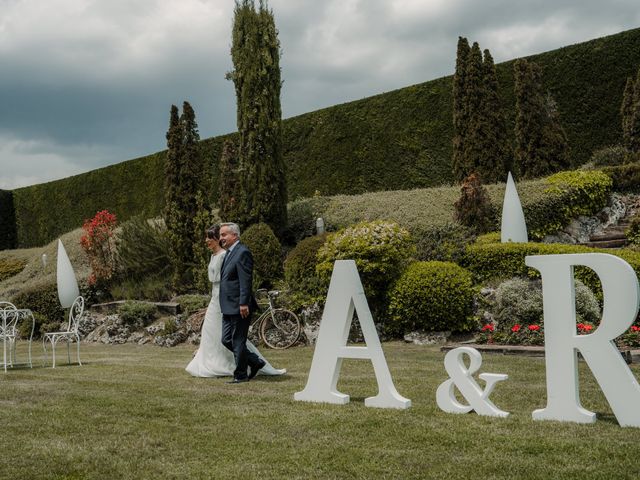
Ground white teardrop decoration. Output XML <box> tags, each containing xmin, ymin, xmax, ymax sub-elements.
<box><xmin>57</xmin><ymin>239</ymin><xmax>80</xmax><ymax>308</ymax></box>
<box><xmin>501</xmin><ymin>172</ymin><xmax>528</xmax><ymax>243</ymax></box>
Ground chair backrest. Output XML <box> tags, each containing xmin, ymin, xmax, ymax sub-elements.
<box><xmin>0</xmin><ymin>301</ymin><xmax>18</xmax><ymax>335</ymax></box>
<box><xmin>67</xmin><ymin>296</ymin><xmax>85</xmax><ymax>334</ymax></box>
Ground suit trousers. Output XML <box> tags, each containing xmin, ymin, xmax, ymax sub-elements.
<box><xmin>221</xmin><ymin>313</ymin><xmax>261</xmax><ymax>380</ymax></box>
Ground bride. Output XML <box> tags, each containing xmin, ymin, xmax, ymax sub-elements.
<box><xmin>186</xmin><ymin>224</ymin><xmax>286</xmax><ymax>378</ymax></box>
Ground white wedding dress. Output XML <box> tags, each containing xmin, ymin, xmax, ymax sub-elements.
<box><xmin>186</xmin><ymin>250</ymin><xmax>286</xmax><ymax>377</ymax></box>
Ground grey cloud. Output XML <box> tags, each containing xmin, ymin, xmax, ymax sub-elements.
<box><xmin>1</xmin><ymin>0</ymin><xmax>639</xmax><ymax>189</ymax></box>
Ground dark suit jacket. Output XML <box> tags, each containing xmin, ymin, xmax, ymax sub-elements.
<box><xmin>219</xmin><ymin>242</ymin><xmax>258</xmax><ymax>316</ymax></box>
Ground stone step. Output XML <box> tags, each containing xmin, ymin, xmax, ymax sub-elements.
<box><xmin>582</xmin><ymin>238</ymin><xmax>628</xmax><ymax>248</ymax></box>
<box><xmin>589</xmin><ymin>231</ymin><xmax>627</xmax><ymax>241</ymax></box>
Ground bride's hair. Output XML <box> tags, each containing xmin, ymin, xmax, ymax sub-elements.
<box><xmin>206</xmin><ymin>224</ymin><xmax>221</xmax><ymax>240</ymax></box>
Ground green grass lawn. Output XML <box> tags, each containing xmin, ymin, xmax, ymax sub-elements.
<box><xmin>1</xmin><ymin>342</ymin><xmax>639</xmax><ymax>480</ymax></box>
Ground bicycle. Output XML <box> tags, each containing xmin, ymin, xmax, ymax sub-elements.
<box><xmin>251</xmin><ymin>289</ymin><xmax>301</xmax><ymax>349</ymax></box>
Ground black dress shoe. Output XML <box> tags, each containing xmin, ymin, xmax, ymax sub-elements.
<box><xmin>227</xmin><ymin>377</ymin><xmax>249</xmax><ymax>384</ymax></box>
<box><xmin>248</xmin><ymin>360</ymin><xmax>266</xmax><ymax>380</ymax></box>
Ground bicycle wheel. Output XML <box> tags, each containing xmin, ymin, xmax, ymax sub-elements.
<box><xmin>260</xmin><ymin>308</ymin><xmax>301</xmax><ymax>349</ymax></box>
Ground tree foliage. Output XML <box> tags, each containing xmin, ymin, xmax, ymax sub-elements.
<box><xmin>217</xmin><ymin>139</ymin><xmax>241</xmax><ymax>222</ymax></box>
<box><xmin>514</xmin><ymin>59</ymin><xmax>569</xmax><ymax>178</ymax></box>
<box><xmin>452</xmin><ymin>39</ymin><xmax>510</xmax><ymax>183</ymax></box>
<box><xmin>164</xmin><ymin>102</ymin><xmax>205</xmax><ymax>292</ymax></box>
<box><xmin>454</xmin><ymin>173</ymin><xmax>495</xmax><ymax>234</ymax></box>
<box><xmin>621</xmin><ymin>76</ymin><xmax>635</xmax><ymax>150</ymax></box>
<box><xmin>621</xmin><ymin>66</ymin><xmax>640</xmax><ymax>153</ymax></box>
<box><xmin>452</xmin><ymin>37</ymin><xmax>470</xmax><ymax>181</ymax></box>
<box><xmin>228</xmin><ymin>0</ymin><xmax>287</xmax><ymax>236</ymax></box>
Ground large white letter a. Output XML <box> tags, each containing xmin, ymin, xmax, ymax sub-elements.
<box><xmin>294</xmin><ymin>260</ymin><xmax>411</xmax><ymax>409</ymax></box>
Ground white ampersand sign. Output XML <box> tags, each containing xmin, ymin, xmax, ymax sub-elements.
<box><xmin>436</xmin><ymin>347</ymin><xmax>510</xmax><ymax>418</ymax></box>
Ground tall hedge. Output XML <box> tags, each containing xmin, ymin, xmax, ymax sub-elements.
<box><xmin>7</xmin><ymin>27</ymin><xmax>640</xmax><ymax>248</ymax></box>
<box><xmin>0</xmin><ymin>189</ymin><xmax>17</xmax><ymax>250</ymax></box>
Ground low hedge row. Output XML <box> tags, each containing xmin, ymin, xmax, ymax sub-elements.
<box><xmin>463</xmin><ymin>240</ymin><xmax>640</xmax><ymax>299</ymax></box>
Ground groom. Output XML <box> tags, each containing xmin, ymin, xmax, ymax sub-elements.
<box><xmin>218</xmin><ymin>222</ymin><xmax>265</xmax><ymax>383</ymax></box>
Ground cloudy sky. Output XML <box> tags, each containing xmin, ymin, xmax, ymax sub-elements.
<box><xmin>1</xmin><ymin>0</ymin><xmax>639</xmax><ymax>190</ymax></box>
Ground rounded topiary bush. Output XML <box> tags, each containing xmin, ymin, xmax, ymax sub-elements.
<box><xmin>387</xmin><ymin>261</ymin><xmax>474</xmax><ymax>334</ymax></box>
<box><xmin>316</xmin><ymin>221</ymin><xmax>415</xmax><ymax>314</ymax></box>
<box><xmin>284</xmin><ymin>233</ymin><xmax>327</xmax><ymax>296</ymax></box>
<box><xmin>242</xmin><ymin>222</ymin><xmax>284</xmax><ymax>289</ymax></box>
<box><xmin>117</xmin><ymin>300</ymin><xmax>157</xmax><ymax>328</ymax></box>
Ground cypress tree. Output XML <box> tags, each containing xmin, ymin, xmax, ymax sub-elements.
<box><xmin>452</xmin><ymin>37</ymin><xmax>470</xmax><ymax>181</ymax></box>
<box><xmin>218</xmin><ymin>139</ymin><xmax>241</xmax><ymax>222</ymax></box>
<box><xmin>192</xmin><ymin>191</ymin><xmax>214</xmax><ymax>293</ymax></box>
<box><xmin>164</xmin><ymin>105</ymin><xmax>181</xmax><ymax>224</ymax></box>
<box><xmin>514</xmin><ymin>59</ymin><xmax>569</xmax><ymax>178</ymax></box>
<box><xmin>165</xmin><ymin>102</ymin><xmax>205</xmax><ymax>292</ymax></box>
<box><xmin>630</xmin><ymin>68</ymin><xmax>640</xmax><ymax>153</ymax></box>
<box><xmin>228</xmin><ymin>0</ymin><xmax>287</xmax><ymax>236</ymax></box>
<box><xmin>179</xmin><ymin>101</ymin><xmax>202</xmax><ymax>223</ymax></box>
<box><xmin>478</xmin><ymin>49</ymin><xmax>511</xmax><ymax>182</ymax></box>
<box><xmin>621</xmin><ymin>76</ymin><xmax>635</xmax><ymax>149</ymax></box>
<box><xmin>460</xmin><ymin>42</ymin><xmax>484</xmax><ymax>180</ymax></box>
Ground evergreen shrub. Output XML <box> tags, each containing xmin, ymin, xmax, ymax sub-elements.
<box><xmin>175</xmin><ymin>294</ymin><xmax>210</xmax><ymax>317</ymax></box>
<box><xmin>523</xmin><ymin>169</ymin><xmax>612</xmax><ymax>239</ymax></box>
<box><xmin>286</xmin><ymin>196</ymin><xmax>331</xmax><ymax>244</ymax></box>
<box><xmin>284</xmin><ymin>234</ymin><xmax>327</xmax><ymax>297</ymax></box>
<box><xmin>242</xmin><ymin>223</ymin><xmax>284</xmax><ymax>290</ymax></box>
<box><xmin>626</xmin><ymin>215</ymin><xmax>640</xmax><ymax>246</ymax></box>
<box><xmin>387</xmin><ymin>261</ymin><xmax>474</xmax><ymax>334</ymax></box>
<box><xmin>602</xmin><ymin>161</ymin><xmax>640</xmax><ymax>191</ymax></box>
<box><xmin>11</xmin><ymin>283</ymin><xmax>65</xmax><ymax>332</ymax></box>
<box><xmin>109</xmin><ymin>276</ymin><xmax>172</xmax><ymax>302</ymax></box>
<box><xmin>492</xmin><ymin>277</ymin><xmax>600</xmax><ymax>330</ymax></box>
<box><xmin>546</xmin><ymin>169</ymin><xmax>612</xmax><ymax>218</ymax></box>
<box><xmin>17</xmin><ymin>311</ymin><xmax>47</xmax><ymax>339</ymax></box>
<box><xmin>454</xmin><ymin>173</ymin><xmax>496</xmax><ymax>234</ymax></box>
<box><xmin>413</xmin><ymin>222</ymin><xmax>473</xmax><ymax>263</ymax></box>
<box><xmin>590</xmin><ymin>145</ymin><xmax>631</xmax><ymax>167</ymax></box>
<box><xmin>116</xmin><ymin>216</ymin><xmax>171</xmax><ymax>280</ymax></box>
<box><xmin>316</xmin><ymin>220</ymin><xmax>414</xmax><ymax>316</ymax></box>
<box><xmin>0</xmin><ymin>258</ymin><xmax>26</xmax><ymax>282</ymax></box>
<box><xmin>117</xmin><ymin>301</ymin><xmax>157</xmax><ymax>328</ymax></box>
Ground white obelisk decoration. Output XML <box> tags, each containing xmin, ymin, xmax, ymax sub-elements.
<box><xmin>57</xmin><ymin>239</ymin><xmax>79</xmax><ymax>308</ymax></box>
<box><xmin>501</xmin><ymin>171</ymin><xmax>528</xmax><ymax>243</ymax></box>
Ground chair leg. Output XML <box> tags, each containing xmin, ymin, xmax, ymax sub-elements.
<box><xmin>76</xmin><ymin>335</ymin><xmax>82</xmax><ymax>366</ymax></box>
<box><xmin>12</xmin><ymin>339</ymin><xmax>16</xmax><ymax>367</ymax></box>
<box><xmin>67</xmin><ymin>339</ymin><xmax>71</xmax><ymax>365</ymax></box>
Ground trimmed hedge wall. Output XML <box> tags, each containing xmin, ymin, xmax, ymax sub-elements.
<box><xmin>6</xmin><ymin>28</ymin><xmax>640</xmax><ymax>248</ymax></box>
<box><xmin>0</xmin><ymin>190</ymin><xmax>17</xmax><ymax>250</ymax></box>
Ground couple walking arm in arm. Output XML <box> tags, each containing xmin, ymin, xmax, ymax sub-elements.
<box><xmin>186</xmin><ymin>222</ymin><xmax>285</xmax><ymax>380</ymax></box>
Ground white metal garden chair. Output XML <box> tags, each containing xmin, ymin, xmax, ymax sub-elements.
<box><xmin>0</xmin><ymin>301</ymin><xmax>19</xmax><ymax>372</ymax></box>
<box><xmin>43</xmin><ymin>296</ymin><xmax>84</xmax><ymax>368</ymax></box>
